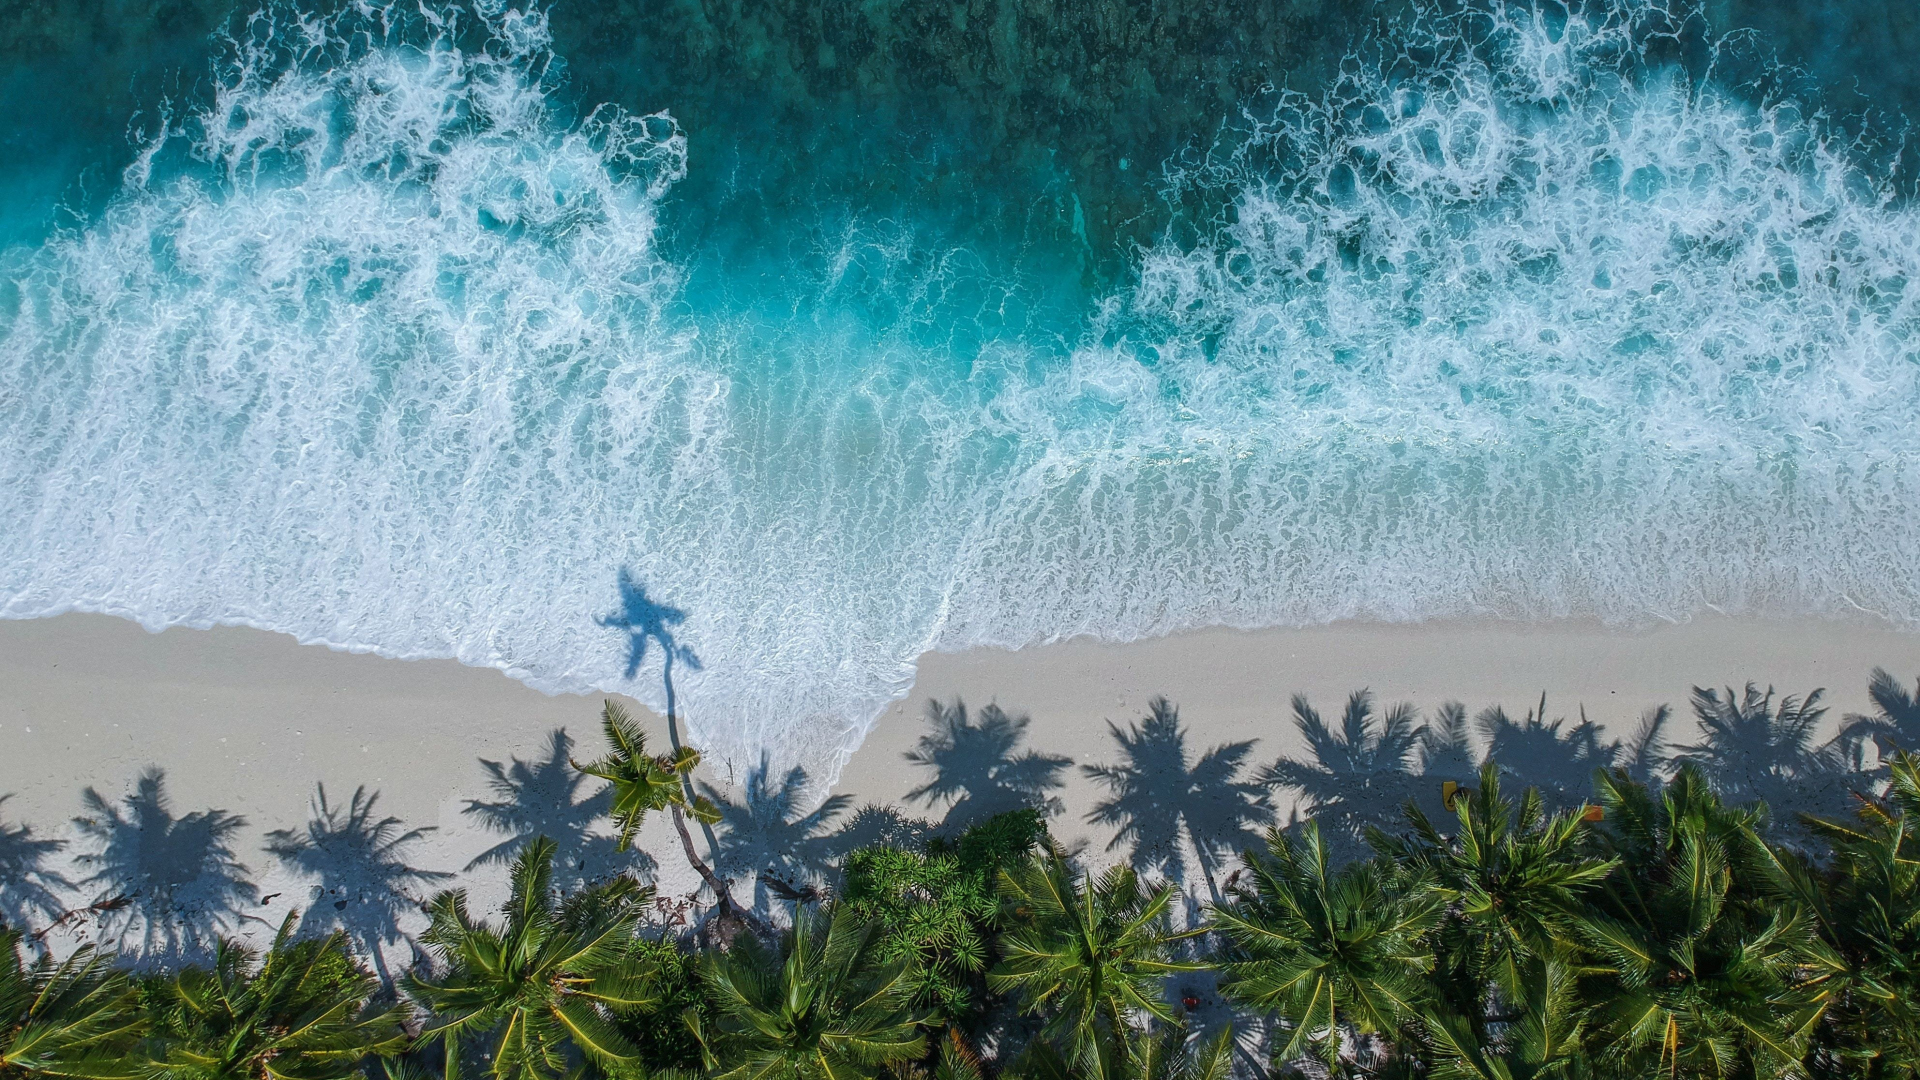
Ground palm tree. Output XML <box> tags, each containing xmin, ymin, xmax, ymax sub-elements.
<box><xmin>700</xmin><ymin>756</ymin><xmax>851</xmax><ymax>910</ymax></box>
<box><xmin>1840</xmin><ymin>668</ymin><xmax>1920</xmax><ymax>774</ymax></box>
<box><xmin>569</xmin><ymin>701</ymin><xmax>742</xmax><ymax>925</ymax></box>
<box><xmin>463</xmin><ymin>730</ymin><xmax>619</xmax><ymax>891</ymax></box>
<box><xmin>907</xmin><ymin>700</ymin><xmax>1072</xmax><ymax>829</ymax></box>
<box><xmin>71</xmin><ymin>769</ymin><xmax>255</xmax><ymax>966</ymax></box>
<box><xmin>264</xmin><ymin>785</ymin><xmax>451</xmax><ymax>986</ymax></box>
<box><xmin>1580</xmin><ymin>767</ymin><xmax>1826</xmax><ymax>1078</ymax></box>
<box><xmin>1379</xmin><ymin>763</ymin><xmax>1613</xmax><ymax>1076</ymax></box>
<box><xmin>1014</xmin><ymin>1019</ymin><xmax>1236</xmax><ymax>1080</ymax></box>
<box><xmin>1258</xmin><ymin>692</ymin><xmax>1424</xmax><ymax>861</ymax></box>
<box><xmin>1418</xmin><ymin>960</ymin><xmax>1592</xmax><ymax>1080</ymax></box>
<box><xmin>1</xmin><ymin>926</ymin><xmax>142</xmax><ymax>1078</ymax></box>
<box><xmin>691</xmin><ymin>905</ymin><xmax>926</xmax><ymax>1080</ymax></box>
<box><xmin>1387</xmin><ymin>762</ymin><xmax>1615</xmax><ymax>1003</ymax></box>
<box><xmin>406</xmin><ymin>837</ymin><xmax>658</xmax><ymax>1080</ymax></box>
<box><xmin>1673</xmin><ymin>684</ymin><xmax>1858</xmax><ymax>847</ymax></box>
<box><xmin>0</xmin><ymin>797</ymin><xmax>69</xmax><ymax>929</ymax></box>
<box><xmin>1783</xmin><ymin>751</ymin><xmax>1920</xmax><ymax>1075</ymax></box>
<box><xmin>1082</xmin><ymin>698</ymin><xmax>1268</xmax><ymax>901</ymax></box>
<box><xmin>1208</xmin><ymin>822</ymin><xmax>1438</xmax><ymax>1075</ymax></box>
<box><xmin>141</xmin><ymin>918</ymin><xmax>408</xmax><ymax>1079</ymax></box>
<box><xmin>989</xmin><ymin>846</ymin><xmax>1199</xmax><ymax>1069</ymax></box>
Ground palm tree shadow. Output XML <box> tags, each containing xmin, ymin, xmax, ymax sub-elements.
<box><xmin>1475</xmin><ymin>694</ymin><xmax>1627</xmax><ymax>811</ymax></box>
<box><xmin>1676</xmin><ymin>683</ymin><xmax>1860</xmax><ymax>849</ymax></box>
<box><xmin>599</xmin><ymin>567</ymin><xmax>703</xmax><ymax>715</ymax></box>
<box><xmin>70</xmin><ymin>768</ymin><xmax>255</xmax><ymax>966</ymax></box>
<box><xmin>463</xmin><ymin>729</ymin><xmax>633</xmax><ymax>888</ymax></box>
<box><xmin>1840</xmin><ymin>667</ymin><xmax>1920</xmax><ymax>777</ymax></box>
<box><xmin>699</xmin><ymin>756</ymin><xmax>851</xmax><ymax>911</ymax></box>
<box><xmin>1258</xmin><ymin>690</ymin><xmax>1422</xmax><ymax>863</ymax></box>
<box><xmin>0</xmin><ymin>795</ymin><xmax>71</xmax><ymax>928</ymax></box>
<box><xmin>1082</xmin><ymin>697</ymin><xmax>1267</xmax><ymax>901</ymax></box>
<box><xmin>598</xmin><ymin>566</ymin><xmax>721</xmax><ymax>862</ymax></box>
<box><xmin>265</xmin><ymin>784</ymin><xmax>453</xmax><ymax>985</ymax></box>
<box><xmin>904</xmin><ymin>698</ymin><xmax>1072</xmax><ymax>831</ymax></box>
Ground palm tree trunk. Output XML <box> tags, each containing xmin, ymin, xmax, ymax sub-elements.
<box><xmin>662</xmin><ymin>651</ymin><xmax>725</xmax><ymax>859</ymax></box>
<box><xmin>669</xmin><ymin>802</ymin><xmax>758</xmax><ymax>933</ymax></box>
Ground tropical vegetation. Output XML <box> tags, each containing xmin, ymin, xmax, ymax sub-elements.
<box><xmin>1</xmin><ymin>671</ymin><xmax>1918</xmax><ymax>1078</ymax></box>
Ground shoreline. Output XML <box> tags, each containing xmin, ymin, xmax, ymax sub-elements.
<box><xmin>3</xmin><ymin>611</ymin><xmax>1917</xmax><ymax>950</ymax></box>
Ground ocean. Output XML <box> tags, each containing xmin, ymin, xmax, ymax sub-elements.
<box><xmin>3</xmin><ymin>0</ymin><xmax>1918</xmax><ymax>779</ymax></box>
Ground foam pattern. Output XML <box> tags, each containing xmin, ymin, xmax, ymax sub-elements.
<box><xmin>3</xmin><ymin>0</ymin><xmax>1918</xmax><ymax>783</ymax></box>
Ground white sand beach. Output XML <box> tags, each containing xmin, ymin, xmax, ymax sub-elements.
<box><xmin>3</xmin><ymin>611</ymin><xmax>1917</xmax><ymax>953</ymax></box>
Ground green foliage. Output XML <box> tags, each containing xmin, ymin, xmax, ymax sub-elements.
<box><xmin>613</xmin><ymin>936</ymin><xmax>711</xmax><ymax>1073</ymax></box>
<box><xmin>0</xmin><ymin>928</ymin><xmax>141</xmax><ymax>1079</ymax></box>
<box><xmin>1211</xmin><ymin>822</ymin><xmax>1438</xmax><ymax>1072</ymax></box>
<box><xmin>840</xmin><ymin>809</ymin><xmax>1047</xmax><ymax>1023</ymax></box>
<box><xmin>989</xmin><ymin>846</ymin><xmax>1199</xmax><ymax>1071</ymax></box>
<box><xmin>571</xmin><ymin>702</ymin><xmax>719</xmax><ymax>852</ymax></box>
<box><xmin>137</xmin><ymin>918</ymin><xmax>407</xmax><ymax>1080</ymax></box>
<box><xmin>691</xmin><ymin>905</ymin><xmax>927</xmax><ymax>1080</ymax></box>
<box><xmin>1791</xmin><ymin>751</ymin><xmax>1920</xmax><ymax>1078</ymax></box>
<box><xmin>15</xmin><ymin>679</ymin><xmax>1920</xmax><ymax>1080</ymax></box>
<box><xmin>1580</xmin><ymin>766</ymin><xmax>1828</xmax><ymax>1079</ymax></box>
<box><xmin>406</xmin><ymin>836</ymin><xmax>660</xmax><ymax>1080</ymax></box>
<box><xmin>1381</xmin><ymin>761</ymin><xmax>1614</xmax><ymax>1076</ymax></box>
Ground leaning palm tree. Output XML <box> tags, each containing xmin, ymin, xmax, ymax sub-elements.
<box><xmin>1259</xmin><ymin>692</ymin><xmax>1425</xmax><ymax>861</ymax></box>
<box><xmin>1082</xmin><ymin>697</ymin><xmax>1268</xmax><ymax>901</ymax></box>
<box><xmin>141</xmin><ymin>917</ymin><xmax>408</xmax><ymax>1079</ymax></box>
<box><xmin>570</xmin><ymin>701</ymin><xmax>738</xmax><ymax>919</ymax></box>
<box><xmin>989</xmin><ymin>846</ymin><xmax>1199</xmax><ymax>1070</ymax></box>
<box><xmin>691</xmin><ymin>905</ymin><xmax>926</xmax><ymax>1080</ymax></box>
<box><xmin>406</xmin><ymin>837</ymin><xmax>658</xmax><ymax>1080</ymax></box>
<box><xmin>1</xmin><ymin>926</ymin><xmax>143</xmax><ymax>1078</ymax></box>
<box><xmin>1580</xmin><ymin>767</ymin><xmax>1827</xmax><ymax>1079</ymax></box>
<box><xmin>1209</xmin><ymin>822</ymin><xmax>1438</xmax><ymax>1075</ymax></box>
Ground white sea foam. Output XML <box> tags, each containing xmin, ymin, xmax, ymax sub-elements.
<box><xmin>3</xmin><ymin>0</ymin><xmax>1919</xmax><ymax>786</ymax></box>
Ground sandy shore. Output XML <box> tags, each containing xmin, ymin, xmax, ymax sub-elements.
<box><xmin>3</xmin><ymin>612</ymin><xmax>1917</xmax><ymax>953</ymax></box>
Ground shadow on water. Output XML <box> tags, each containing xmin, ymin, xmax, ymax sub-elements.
<box><xmin>904</xmin><ymin>698</ymin><xmax>1072</xmax><ymax>831</ymax></box>
<box><xmin>265</xmin><ymin>784</ymin><xmax>452</xmax><ymax>985</ymax></box>
<box><xmin>463</xmin><ymin>730</ymin><xmax>631</xmax><ymax>888</ymax></box>
<box><xmin>599</xmin><ymin>567</ymin><xmax>722</xmax><ymax>861</ymax></box>
<box><xmin>70</xmin><ymin>768</ymin><xmax>256</xmax><ymax>966</ymax></box>
<box><xmin>699</xmin><ymin>756</ymin><xmax>850</xmax><ymax>910</ymax></box>
<box><xmin>0</xmin><ymin>795</ymin><xmax>70</xmax><ymax>928</ymax></box>
<box><xmin>1082</xmin><ymin>697</ymin><xmax>1267</xmax><ymax>903</ymax></box>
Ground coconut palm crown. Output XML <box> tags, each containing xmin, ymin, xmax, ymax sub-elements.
<box><xmin>405</xmin><ymin>837</ymin><xmax>658</xmax><ymax>1080</ymax></box>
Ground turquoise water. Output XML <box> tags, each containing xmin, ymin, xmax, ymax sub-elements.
<box><xmin>4</xmin><ymin>0</ymin><xmax>1920</xmax><ymax>776</ymax></box>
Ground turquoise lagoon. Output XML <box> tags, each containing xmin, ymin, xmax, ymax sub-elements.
<box><xmin>3</xmin><ymin>0</ymin><xmax>1919</xmax><ymax>775</ymax></box>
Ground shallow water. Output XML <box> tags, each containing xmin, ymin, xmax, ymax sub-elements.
<box><xmin>4</xmin><ymin>0</ymin><xmax>1919</xmax><ymax>779</ymax></box>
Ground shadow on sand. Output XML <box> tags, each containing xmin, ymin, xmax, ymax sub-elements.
<box><xmin>0</xmin><ymin>794</ymin><xmax>70</xmax><ymax>929</ymax></box>
<box><xmin>69</xmin><ymin>768</ymin><xmax>256</xmax><ymax>966</ymax></box>
<box><xmin>266</xmin><ymin>784</ymin><xmax>452</xmax><ymax>984</ymax></box>
<box><xmin>464</xmin><ymin>729</ymin><xmax>629</xmax><ymax>887</ymax></box>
